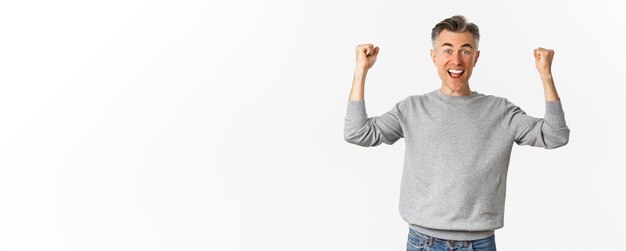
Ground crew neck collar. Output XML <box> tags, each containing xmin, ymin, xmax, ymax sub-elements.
<box><xmin>433</xmin><ymin>89</ymin><xmax>479</xmax><ymax>101</ymax></box>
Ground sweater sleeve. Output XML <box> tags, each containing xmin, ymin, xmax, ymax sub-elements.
<box><xmin>507</xmin><ymin>99</ymin><xmax>570</xmax><ymax>149</ymax></box>
<box><xmin>343</xmin><ymin>99</ymin><xmax>405</xmax><ymax>147</ymax></box>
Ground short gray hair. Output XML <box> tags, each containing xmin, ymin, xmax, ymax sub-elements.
<box><xmin>431</xmin><ymin>15</ymin><xmax>480</xmax><ymax>48</ymax></box>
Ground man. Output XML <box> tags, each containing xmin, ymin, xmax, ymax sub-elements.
<box><xmin>343</xmin><ymin>15</ymin><xmax>569</xmax><ymax>251</ymax></box>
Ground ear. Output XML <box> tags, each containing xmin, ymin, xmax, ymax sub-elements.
<box><xmin>430</xmin><ymin>49</ymin><xmax>436</xmax><ymax>66</ymax></box>
<box><xmin>473</xmin><ymin>50</ymin><xmax>480</xmax><ymax>66</ymax></box>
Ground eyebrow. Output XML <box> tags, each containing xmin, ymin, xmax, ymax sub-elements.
<box><xmin>441</xmin><ymin>43</ymin><xmax>474</xmax><ymax>49</ymax></box>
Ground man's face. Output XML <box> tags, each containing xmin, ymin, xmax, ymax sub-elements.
<box><xmin>430</xmin><ymin>30</ymin><xmax>480</xmax><ymax>95</ymax></box>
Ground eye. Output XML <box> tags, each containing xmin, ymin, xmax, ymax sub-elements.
<box><xmin>443</xmin><ymin>49</ymin><xmax>452</xmax><ymax>54</ymax></box>
<box><xmin>462</xmin><ymin>50</ymin><xmax>470</xmax><ymax>55</ymax></box>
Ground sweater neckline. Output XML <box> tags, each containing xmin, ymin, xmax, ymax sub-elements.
<box><xmin>433</xmin><ymin>89</ymin><xmax>479</xmax><ymax>101</ymax></box>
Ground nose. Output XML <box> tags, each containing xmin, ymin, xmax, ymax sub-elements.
<box><xmin>451</xmin><ymin>52</ymin><xmax>462</xmax><ymax>65</ymax></box>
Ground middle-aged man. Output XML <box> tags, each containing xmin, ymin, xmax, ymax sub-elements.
<box><xmin>343</xmin><ymin>15</ymin><xmax>570</xmax><ymax>251</ymax></box>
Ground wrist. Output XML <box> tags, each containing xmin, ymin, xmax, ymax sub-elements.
<box><xmin>355</xmin><ymin>67</ymin><xmax>368</xmax><ymax>76</ymax></box>
<box><xmin>539</xmin><ymin>72</ymin><xmax>553</xmax><ymax>81</ymax></box>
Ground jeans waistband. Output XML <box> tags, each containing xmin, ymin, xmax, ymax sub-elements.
<box><xmin>409</xmin><ymin>224</ymin><xmax>495</xmax><ymax>241</ymax></box>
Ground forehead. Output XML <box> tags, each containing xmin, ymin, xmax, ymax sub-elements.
<box><xmin>436</xmin><ymin>30</ymin><xmax>477</xmax><ymax>47</ymax></box>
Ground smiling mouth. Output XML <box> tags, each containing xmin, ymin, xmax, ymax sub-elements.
<box><xmin>447</xmin><ymin>69</ymin><xmax>464</xmax><ymax>78</ymax></box>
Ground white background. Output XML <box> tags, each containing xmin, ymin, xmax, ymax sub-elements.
<box><xmin>1</xmin><ymin>0</ymin><xmax>625</xmax><ymax>250</ymax></box>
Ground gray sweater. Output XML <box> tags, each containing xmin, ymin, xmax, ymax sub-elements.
<box><xmin>344</xmin><ymin>89</ymin><xmax>569</xmax><ymax>240</ymax></box>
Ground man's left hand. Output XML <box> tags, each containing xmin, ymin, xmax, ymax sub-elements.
<box><xmin>534</xmin><ymin>47</ymin><xmax>554</xmax><ymax>75</ymax></box>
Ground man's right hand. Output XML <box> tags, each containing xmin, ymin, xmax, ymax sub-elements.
<box><xmin>356</xmin><ymin>44</ymin><xmax>379</xmax><ymax>71</ymax></box>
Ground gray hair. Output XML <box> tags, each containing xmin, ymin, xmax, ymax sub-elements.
<box><xmin>431</xmin><ymin>15</ymin><xmax>480</xmax><ymax>48</ymax></box>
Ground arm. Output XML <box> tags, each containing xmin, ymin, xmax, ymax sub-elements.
<box><xmin>508</xmin><ymin>100</ymin><xmax>569</xmax><ymax>149</ymax></box>
<box><xmin>349</xmin><ymin>67</ymin><xmax>367</xmax><ymax>101</ymax></box>
<box><xmin>534</xmin><ymin>48</ymin><xmax>560</xmax><ymax>102</ymax></box>
<box><xmin>348</xmin><ymin>44</ymin><xmax>378</xmax><ymax>101</ymax></box>
<box><xmin>509</xmin><ymin>48</ymin><xmax>570</xmax><ymax>149</ymax></box>
<box><xmin>344</xmin><ymin>44</ymin><xmax>404</xmax><ymax>147</ymax></box>
<box><xmin>344</xmin><ymin>98</ymin><xmax>405</xmax><ymax>147</ymax></box>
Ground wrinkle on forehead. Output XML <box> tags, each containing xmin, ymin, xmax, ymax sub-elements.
<box><xmin>434</xmin><ymin>30</ymin><xmax>479</xmax><ymax>49</ymax></box>
<box><xmin>441</xmin><ymin>42</ymin><xmax>474</xmax><ymax>49</ymax></box>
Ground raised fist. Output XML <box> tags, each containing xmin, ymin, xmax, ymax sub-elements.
<box><xmin>356</xmin><ymin>44</ymin><xmax>379</xmax><ymax>70</ymax></box>
<box><xmin>534</xmin><ymin>47</ymin><xmax>554</xmax><ymax>75</ymax></box>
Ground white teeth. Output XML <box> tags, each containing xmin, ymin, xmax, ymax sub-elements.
<box><xmin>448</xmin><ymin>69</ymin><xmax>464</xmax><ymax>74</ymax></box>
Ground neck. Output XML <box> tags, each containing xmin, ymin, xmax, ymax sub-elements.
<box><xmin>440</xmin><ymin>82</ymin><xmax>472</xmax><ymax>96</ymax></box>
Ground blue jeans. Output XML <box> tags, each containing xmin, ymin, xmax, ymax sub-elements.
<box><xmin>407</xmin><ymin>228</ymin><xmax>497</xmax><ymax>251</ymax></box>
